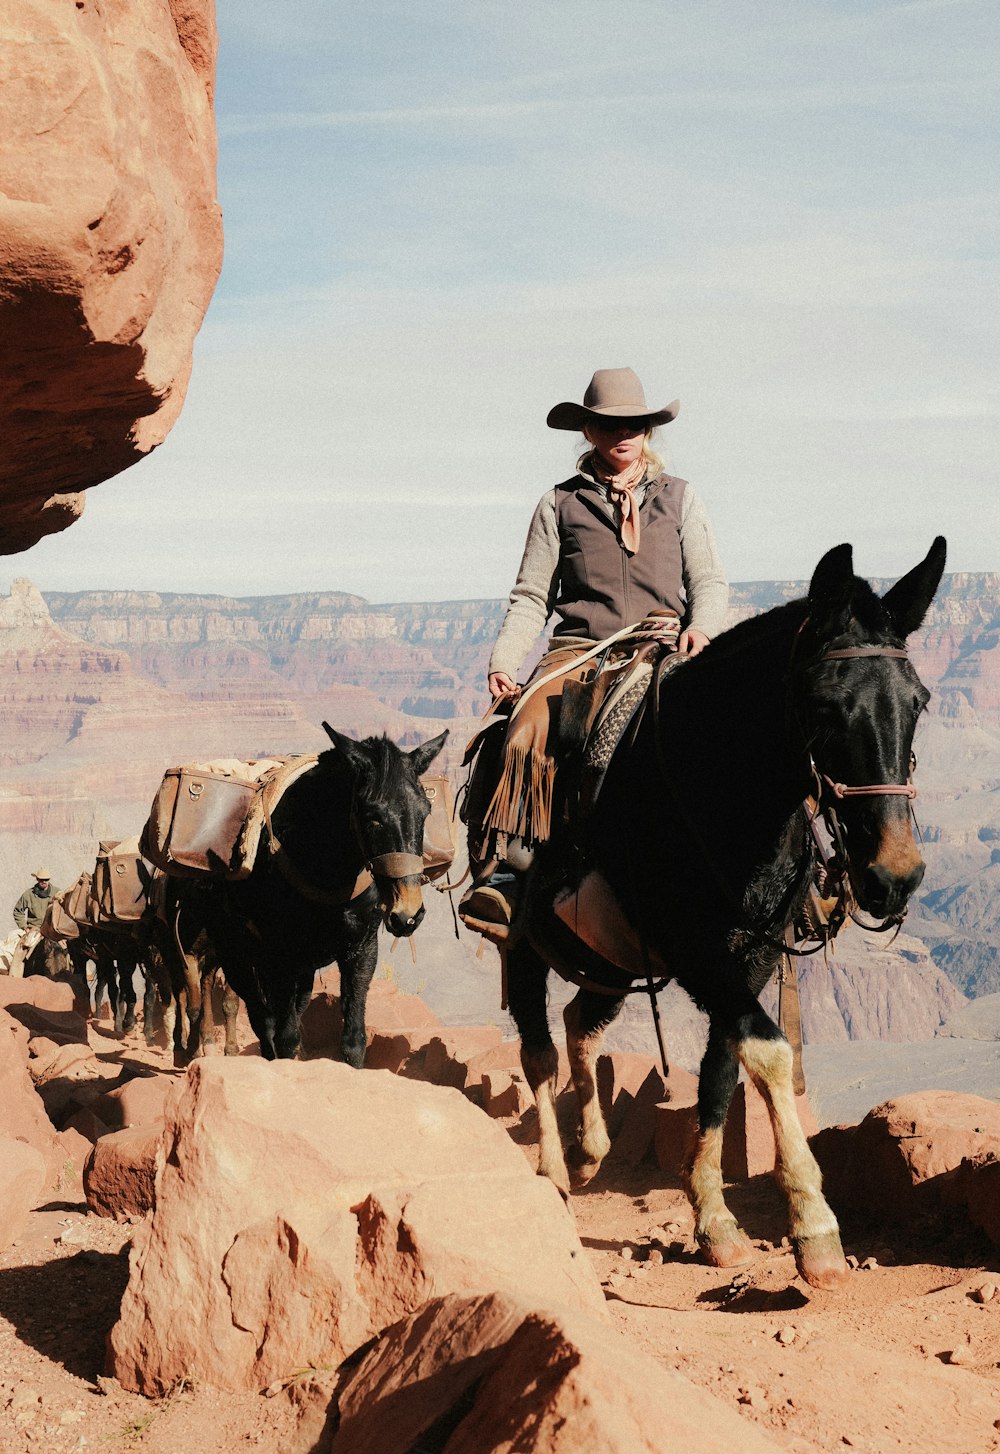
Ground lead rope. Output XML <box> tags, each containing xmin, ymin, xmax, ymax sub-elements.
<box><xmin>621</xmin><ymin>771</ymin><xmax>671</xmax><ymax>1077</ymax></box>
<box><xmin>640</xmin><ymin>934</ymin><xmax>670</xmax><ymax>1078</ymax></box>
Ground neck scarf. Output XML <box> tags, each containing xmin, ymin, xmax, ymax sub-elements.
<box><xmin>587</xmin><ymin>452</ymin><xmax>647</xmax><ymax>554</ymax></box>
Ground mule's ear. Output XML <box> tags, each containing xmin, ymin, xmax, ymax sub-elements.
<box><xmin>321</xmin><ymin>721</ymin><xmax>364</xmax><ymax>771</ymax></box>
<box><xmin>408</xmin><ymin>729</ymin><xmax>449</xmax><ymax>777</ymax></box>
<box><xmin>881</xmin><ymin>536</ymin><xmax>947</xmax><ymax>637</ymax></box>
<box><xmin>808</xmin><ymin>542</ymin><xmax>855</xmax><ymax>624</ymax></box>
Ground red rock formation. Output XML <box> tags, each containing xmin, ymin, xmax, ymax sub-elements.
<box><xmin>0</xmin><ymin>0</ymin><xmax>222</xmax><ymax>553</ymax></box>
<box><xmin>0</xmin><ymin>1135</ymin><xmax>47</xmax><ymax>1254</ymax></box>
<box><xmin>323</xmin><ymin>1292</ymin><xmax>786</xmax><ymax>1454</ymax></box>
<box><xmin>298</xmin><ymin>971</ymin><xmax>441</xmax><ymax>1058</ymax></box>
<box><xmin>109</xmin><ymin>1058</ymin><xmax>605</xmax><ymax>1395</ymax></box>
<box><xmin>84</xmin><ymin>1125</ymin><xmax>162</xmax><ymax>1221</ymax></box>
<box><xmin>0</xmin><ymin>1005</ymin><xmax>61</xmax><ymax>1183</ymax></box>
<box><xmin>812</xmin><ymin>1090</ymin><xmax>1000</xmax><ymax>1242</ymax></box>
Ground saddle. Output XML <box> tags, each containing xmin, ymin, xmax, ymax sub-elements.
<box><xmin>460</xmin><ymin>629</ymin><xmax>688</xmax><ymax>950</ymax></box>
<box><xmin>40</xmin><ymin>882</ymin><xmax>86</xmax><ymax>942</ymax></box>
<box><xmin>420</xmin><ymin>774</ymin><xmax>457</xmax><ymax>882</ymax></box>
<box><xmin>461</xmin><ymin>624</ymin><xmax>686</xmax><ymax>861</ymax></box>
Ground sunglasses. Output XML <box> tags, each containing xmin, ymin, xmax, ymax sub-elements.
<box><xmin>588</xmin><ymin>418</ymin><xmax>649</xmax><ymax>435</ymax></box>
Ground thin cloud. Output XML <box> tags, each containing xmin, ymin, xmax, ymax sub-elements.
<box><xmin>221</xmin><ymin>98</ymin><xmax>565</xmax><ymax>136</ymax></box>
<box><xmin>221</xmin><ymin>72</ymin><xmax>990</xmax><ymax>138</ymax></box>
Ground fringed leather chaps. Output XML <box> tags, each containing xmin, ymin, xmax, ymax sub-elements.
<box><xmin>481</xmin><ymin>645</ymin><xmax>593</xmax><ymax>851</ymax></box>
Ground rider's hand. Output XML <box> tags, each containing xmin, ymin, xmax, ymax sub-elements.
<box><xmin>489</xmin><ymin>672</ymin><xmax>517</xmax><ymax>699</ymax></box>
<box><xmin>678</xmin><ymin>628</ymin><xmax>710</xmax><ymax>657</ymax></box>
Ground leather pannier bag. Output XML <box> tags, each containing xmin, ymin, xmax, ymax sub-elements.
<box><xmin>420</xmin><ymin>774</ymin><xmax>456</xmax><ymax>882</ymax></box>
<box><xmin>41</xmin><ymin>890</ymin><xmax>81</xmax><ymax>942</ymax></box>
<box><xmin>141</xmin><ymin>758</ymin><xmax>287</xmax><ymax>880</ymax></box>
<box><xmin>66</xmin><ymin>870</ymin><xmax>98</xmax><ymax>927</ymax></box>
<box><xmin>93</xmin><ymin>835</ymin><xmax>154</xmax><ymax>923</ymax></box>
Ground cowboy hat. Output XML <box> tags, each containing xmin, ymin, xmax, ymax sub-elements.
<box><xmin>32</xmin><ymin>868</ymin><xmax>52</xmax><ymax>880</ymax></box>
<box><xmin>546</xmin><ymin>368</ymin><xmax>679</xmax><ymax>432</ymax></box>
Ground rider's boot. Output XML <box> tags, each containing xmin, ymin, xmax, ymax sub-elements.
<box><xmin>458</xmin><ymin>838</ymin><xmax>533</xmax><ymax>944</ymax></box>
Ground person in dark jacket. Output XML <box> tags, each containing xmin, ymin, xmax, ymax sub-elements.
<box><xmin>460</xmin><ymin>367</ymin><xmax>728</xmax><ymax>939</ymax></box>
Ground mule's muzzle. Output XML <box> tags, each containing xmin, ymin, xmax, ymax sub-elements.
<box><xmin>384</xmin><ymin>900</ymin><xmax>426</xmax><ymax>937</ymax></box>
<box><xmin>372</xmin><ymin>852</ymin><xmax>427</xmax><ymax>938</ymax></box>
<box><xmin>856</xmin><ymin>858</ymin><xmax>925</xmax><ymax>919</ymax></box>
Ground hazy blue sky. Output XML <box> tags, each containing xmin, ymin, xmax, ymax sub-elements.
<box><xmin>6</xmin><ymin>0</ymin><xmax>998</xmax><ymax>601</ymax></box>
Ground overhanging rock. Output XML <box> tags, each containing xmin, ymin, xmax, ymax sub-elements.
<box><xmin>0</xmin><ymin>0</ymin><xmax>223</xmax><ymax>553</ymax></box>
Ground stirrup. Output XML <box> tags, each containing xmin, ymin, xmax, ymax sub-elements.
<box><xmin>459</xmin><ymin>879</ymin><xmax>517</xmax><ymax>945</ymax></box>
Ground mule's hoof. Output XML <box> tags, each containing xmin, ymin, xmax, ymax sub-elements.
<box><xmin>566</xmin><ymin>1142</ymin><xmax>605</xmax><ymax>1188</ymax></box>
<box><xmin>794</xmin><ymin>1232</ymin><xmax>851</xmax><ymax>1290</ymax></box>
<box><xmin>697</xmin><ymin>1223</ymin><xmax>755</xmax><ymax>1269</ymax></box>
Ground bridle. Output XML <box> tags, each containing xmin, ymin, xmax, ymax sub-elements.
<box><xmin>806</xmin><ymin>645</ymin><xmax>917</xmax><ymax>801</ymax></box>
<box><xmin>266</xmin><ymin>772</ymin><xmax>426</xmax><ymax>908</ymax></box>
<box><xmin>797</xmin><ymin>641</ymin><xmax>922</xmax><ymax>942</ymax></box>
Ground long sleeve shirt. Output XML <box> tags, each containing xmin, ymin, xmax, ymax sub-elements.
<box><xmin>13</xmin><ymin>884</ymin><xmax>57</xmax><ymax>931</ymax></box>
<box><xmin>489</xmin><ymin>476</ymin><xmax>729</xmax><ymax>681</ymax></box>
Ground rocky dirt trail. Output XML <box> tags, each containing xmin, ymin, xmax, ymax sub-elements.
<box><xmin>578</xmin><ymin>1172</ymin><xmax>1000</xmax><ymax>1454</ymax></box>
<box><xmin>1</xmin><ymin>1010</ymin><xmax>999</xmax><ymax>1454</ymax></box>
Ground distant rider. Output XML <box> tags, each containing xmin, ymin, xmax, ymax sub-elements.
<box><xmin>13</xmin><ymin>868</ymin><xmax>58</xmax><ymax>931</ymax></box>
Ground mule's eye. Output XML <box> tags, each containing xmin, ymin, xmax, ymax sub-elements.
<box><xmin>367</xmin><ymin>818</ymin><xmax>382</xmax><ymax>832</ymax></box>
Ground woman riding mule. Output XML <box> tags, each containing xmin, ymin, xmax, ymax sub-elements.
<box><xmin>460</xmin><ymin>367</ymin><xmax>728</xmax><ymax>937</ymax></box>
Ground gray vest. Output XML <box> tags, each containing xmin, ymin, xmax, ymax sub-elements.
<box><xmin>551</xmin><ymin>473</ymin><xmax>687</xmax><ymax>642</ymax></box>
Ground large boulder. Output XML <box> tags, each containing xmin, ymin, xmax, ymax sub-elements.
<box><xmin>0</xmin><ymin>1006</ymin><xmax>60</xmax><ymax>1179</ymax></box>
<box><xmin>813</xmin><ymin>1091</ymin><xmax>1000</xmax><ymax>1230</ymax></box>
<box><xmin>407</xmin><ymin>1027</ymin><xmax>505</xmax><ymax>1091</ymax></box>
<box><xmin>109</xmin><ymin>1059</ymin><xmax>605</xmax><ymax>1395</ymax></box>
<box><xmin>0</xmin><ymin>974</ymin><xmax>79</xmax><ymax>1015</ymax></box>
<box><xmin>0</xmin><ymin>0</ymin><xmax>222</xmax><ymax>553</ymax></box>
<box><xmin>84</xmin><ymin>1073</ymin><xmax>182</xmax><ymax>1220</ymax></box>
<box><xmin>0</xmin><ymin>975</ymin><xmax>90</xmax><ymax>1046</ymax></box>
<box><xmin>97</xmin><ymin>1071</ymin><xmax>181</xmax><ymax>1131</ymax></box>
<box><xmin>317</xmin><ymin>1292</ymin><xmax>785</xmax><ymax>1454</ymax></box>
<box><xmin>0</xmin><ymin>1134</ymin><xmax>47</xmax><ymax>1254</ymax></box>
<box><xmin>962</xmin><ymin>1158</ymin><xmax>1000</xmax><ymax>1248</ymax></box>
<box><xmin>84</xmin><ymin>1125</ymin><xmax>162</xmax><ymax>1221</ymax></box>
